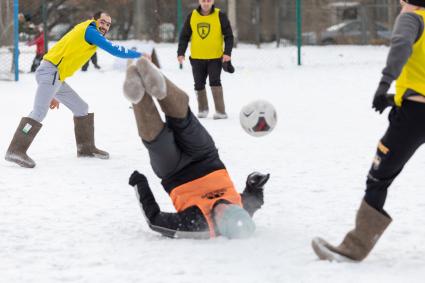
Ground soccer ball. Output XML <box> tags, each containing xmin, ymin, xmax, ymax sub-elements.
<box><xmin>239</xmin><ymin>100</ymin><xmax>277</xmax><ymax>137</ymax></box>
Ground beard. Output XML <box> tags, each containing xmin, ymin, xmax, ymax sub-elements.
<box><xmin>99</xmin><ymin>28</ymin><xmax>107</xmax><ymax>36</ymax></box>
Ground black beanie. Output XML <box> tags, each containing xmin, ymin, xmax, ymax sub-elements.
<box><xmin>405</xmin><ymin>0</ymin><xmax>425</xmax><ymax>8</ymax></box>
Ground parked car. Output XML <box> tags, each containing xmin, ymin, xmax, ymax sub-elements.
<box><xmin>303</xmin><ymin>20</ymin><xmax>391</xmax><ymax>45</ymax></box>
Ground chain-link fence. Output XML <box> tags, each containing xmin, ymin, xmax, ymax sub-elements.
<box><xmin>0</xmin><ymin>0</ymin><xmax>16</xmax><ymax>80</ymax></box>
<box><xmin>1</xmin><ymin>0</ymin><xmax>403</xmax><ymax>81</ymax></box>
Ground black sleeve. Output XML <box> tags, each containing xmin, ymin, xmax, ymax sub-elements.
<box><xmin>133</xmin><ymin>179</ymin><xmax>210</xmax><ymax>238</ymax></box>
<box><xmin>148</xmin><ymin>206</ymin><xmax>210</xmax><ymax>239</ymax></box>
<box><xmin>219</xmin><ymin>11</ymin><xmax>234</xmax><ymax>56</ymax></box>
<box><xmin>177</xmin><ymin>13</ymin><xmax>193</xmax><ymax>57</ymax></box>
<box><xmin>133</xmin><ymin>178</ymin><xmax>160</xmax><ymax>221</ymax></box>
<box><xmin>380</xmin><ymin>12</ymin><xmax>424</xmax><ymax>84</ymax></box>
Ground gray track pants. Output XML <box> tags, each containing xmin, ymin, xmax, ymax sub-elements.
<box><xmin>28</xmin><ymin>60</ymin><xmax>89</xmax><ymax>122</ymax></box>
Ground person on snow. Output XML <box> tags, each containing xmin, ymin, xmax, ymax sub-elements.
<box><xmin>312</xmin><ymin>0</ymin><xmax>425</xmax><ymax>262</ymax></box>
<box><xmin>123</xmin><ymin>57</ymin><xmax>269</xmax><ymax>239</ymax></box>
<box><xmin>5</xmin><ymin>11</ymin><xmax>149</xmax><ymax>168</ymax></box>
<box><xmin>27</xmin><ymin>25</ymin><xmax>45</xmax><ymax>73</ymax></box>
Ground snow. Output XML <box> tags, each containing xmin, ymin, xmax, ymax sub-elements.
<box><xmin>1</xmin><ymin>43</ymin><xmax>425</xmax><ymax>283</ymax></box>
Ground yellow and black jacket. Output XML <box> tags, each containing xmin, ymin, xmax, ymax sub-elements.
<box><xmin>380</xmin><ymin>11</ymin><xmax>425</xmax><ymax>106</ymax></box>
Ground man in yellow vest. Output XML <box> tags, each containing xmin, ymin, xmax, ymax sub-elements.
<box><xmin>177</xmin><ymin>0</ymin><xmax>234</xmax><ymax>119</ymax></box>
<box><xmin>123</xmin><ymin>58</ymin><xmax>269</xmax><ymax>238</ymax></box>
<box><xmin>312</xmin><ymin>0</ymin><xmax>425</xmax><ymax>262</ymax></box>
<box><xmin>5</xmin><ymin>11</ymin><xmax>148</xmax><ymax>168</ymax></box>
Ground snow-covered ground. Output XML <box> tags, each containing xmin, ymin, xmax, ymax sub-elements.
<box><xmin>1</xmin><ymin>43</ymin><xmax>425</xmax><ymax>283</ymax></box>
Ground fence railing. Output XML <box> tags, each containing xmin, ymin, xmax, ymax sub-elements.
<box><xmin>1</xmin><ymin>0</ymin><xmax>401</xmax><ymax>81</ymax></box>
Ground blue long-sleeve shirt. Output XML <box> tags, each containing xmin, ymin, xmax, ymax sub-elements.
<box><xmin>84</xmin><ymin>23</ymin><xmax>142</xmax><ymax>58</ymax></box>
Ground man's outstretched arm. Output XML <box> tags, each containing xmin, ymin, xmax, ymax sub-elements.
<box><xmin>85</xmin><ymin>23</ymin><xmax>142</xmax><ymax>58</ymax></box>
<box><xmin>129</xmin><ymin>171</ymin><xmax>210</xmax><ymax>239</ymax></box>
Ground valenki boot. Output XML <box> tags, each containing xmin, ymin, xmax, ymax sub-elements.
<box><xmin>74</xmin><ymin>113</ymin><xmax>109</xmax><ymax>159</ymax></box>
<box><xmin>135</xmin><ymin>57</ymin><xmax>189</xmax><ymax>119</ymax></box>
<box><xmin>312</xmin><ymin>199</ymin><xmax>392</xmax><ymax>262</ymax></box>
<box><xmin>158</xmin><ymin>77</ymin><xmax>189</xmax><ymax>119</ymax></box>
<box><xmin>132</xmin><ymin>94</ymin><xmax>164</xmax><ymax>142</ymax></box>
<box><xmin>196</xmin><ymin>89</ymin><xmax>209</xmax><ymax>118</ymax></box>
<box><xmin>123</xmin><ymin>64</ymin><xmax>145</xmax><ymax>104</ymax></box>
<box><xmin>5</xmin><ymin>117</ymin><xmax>42</xmax><ymax>168</ymax></box>
<box><xmin>211</xmin><ymin>86</ymin><xmax>227</xmax><ymax>119</ymax></box>
<box><xmin>135</xmin><ymin>58</ymin><xmax>166</xmax><ymax>100</ymax></box>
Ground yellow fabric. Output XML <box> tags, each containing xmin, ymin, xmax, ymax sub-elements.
<box><xmin>190</xmin><ymin>8</ymin><xmax>224</xmax><ymax>59</ymax></box>
<box><xmin>395</xmin><ymin>10</ymin><xmax>425</xmax><ymax>106</ymax></box>
<box><xmin>44</xmin><ymin>20</ymin><xmax>97</xmax><ymax>81</ymax></box>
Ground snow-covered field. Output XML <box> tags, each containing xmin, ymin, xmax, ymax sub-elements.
<box><xmin>1</xmin><ymin>44</ymin><xmax>425</xmax><ymax>283</ymax></box>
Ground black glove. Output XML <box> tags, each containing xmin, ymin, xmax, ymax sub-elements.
<box><xmin>241</xmin><ymin>172</ymin><xmax>270</xmax><ymax>216</ymax></box>
<box><xmin>129</xmin><ymin>170</ymin><xmax>148</xmax><ymax>187</ymax></box>
<box><xmin>245</xmin><ymin>172</ymin><xmax>270</xmax><ymax>193</ymax></box>
<box><xmin>372</xmin><ymin>82</ymin><xmax>391</xmax><ymax>114</ymax></box>
<box><xmin>222</xmin><ymin>61</ymin><xmax>235</xmax><ymax>73</ymax></box>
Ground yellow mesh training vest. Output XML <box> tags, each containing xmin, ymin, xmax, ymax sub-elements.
<box><xmin>190</xmin><ymin>8</ymin><xmax>224</xmax><ymax>59</ymax></box>
<box><xmin>44</xmin><ymin>20</ymin><xmax>97</xmax><ymax>81</ymax></box>
<box><xmin>395</xmin><ymin>10</ymin><xmax>425</xmax><ymax>106</ymax></box>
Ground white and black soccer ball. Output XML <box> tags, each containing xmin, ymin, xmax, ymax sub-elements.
<box><xmin>239</xmin><ymin>100</ymin><xmax>277</xmax><ymax>137</ymax></box>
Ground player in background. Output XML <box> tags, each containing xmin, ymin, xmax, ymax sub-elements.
<box><xmin>177</xmin><ymin>0</ymin><xmax>234</xmax><ymax>119</ymax></box>
<box><xmin>81</xmin><ymin>52</ymin><xmax>101</xmax><ymax>71</ymax></box>
<box><xmin>123</xmin><ymin>58</ymin><xmax>269</xmax><ymax>239</ymax></box>
<box><xmin>312</xmin><ymin>0</ymin><xmax>425</xmax><ymax>262</ymax></box>
<box><xmin>27</xmin><ymin>25</ymin><xmax>45</xmax><ymax>73</ymax></box>
<box><xmin>5</xmin><ymin>11</ymin><xmax>149</xmax><ymax>168</ymax></box>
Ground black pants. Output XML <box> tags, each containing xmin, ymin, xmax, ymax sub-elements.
<box><xmin>364</xmin><ymin>100</ymin><xmax>425</xmax><ymax>211</ymax></box>
<box><xmin>81</xmin><ymin>53</ymin><xmax>98</xmax><ymax>71</ymax></box>
<box><xmin>143</xmin><ymin>109</ymin><xmax>219</xmax><ymax>180</ymax></box>
<box><xmin>30</xmin><ymin>54</ymin><xmax>43</xmax><ymax>72</ymax></box>
<box><xmin>190</xmin><ymin>58</ymin><xmax>222</xmax><ymax>91</ymax></box>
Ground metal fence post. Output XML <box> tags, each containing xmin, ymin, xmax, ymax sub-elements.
<box><xmin>296</xmin><ymin>0</ymin><xmax>301</xmax><ymax>65</ymax></box>
<box><xmin>42</xmin><ymin>0</ymin><xmax>48</xmax><ymax>53</ymax></box>
<box><xmin>255</xmin><ymin>0</ymin><xmax>261</xmax><ymax>48</ymax></box>
<box><xmin>13</xmin><ymin>0</ymin><xmax>18</xmax><ymax>81</ymax></box>
<box><xmin>276</xmin><ymin>0</ymin><xmax>281</xmax><ymax>47</ymax></box>
<box><xmin>177</xmin><ymin>0</ymin><xmax>182</xmax><ymax>39</ymax></box>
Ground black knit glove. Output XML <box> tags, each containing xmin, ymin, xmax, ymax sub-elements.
<box><xmin>222</xmin><ymin>61</ymin><xmax>235</xmax><ymax>73</ymax></box>
<box><xmin>245</xmin><ymin>172</ymin><xmax>270</xmax><ymax>193</ymax></box>
<box><xmin>372</xmin><ymin>82</ymin><xmax>391</xmax><ymax>114</ymax></box>
<box><xmin>241</xmin><ymin>172</ymin><xmax>270</xmax><ymax>216</ymax></box>
<box><xmin>129</xmin><ymin>170</ymin><xmax>148</xmax><ymax>187</ymax></box>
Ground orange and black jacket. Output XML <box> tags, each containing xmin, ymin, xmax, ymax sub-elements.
<box><xmin>131</xmin><ymin>170</ymin><xmax>264</xmax><ymax>239</ymax></box>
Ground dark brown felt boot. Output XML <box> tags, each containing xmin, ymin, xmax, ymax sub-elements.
<box><xmin>157</xmin><ymin>77</ymin><xmax>189</xmax><ymax>119</ymax></box>
<box><xmin>211</xmin><ymin>86</ymin><xmax>227</xmax><ymax>119</ymax></box>
<box><xmin>5</xmin><ymin>117</ymin><xmax>42</xmax><ymax>168</ymax></box>
<box><xmin>135</xmin><ymin>57</ymin><xmax>189</xmax><ymax>119</ymax></box>
<box><xmin>196</xmin><ymin>89</ymin><xmax>208</xmax><ymax>118</ymax></box>
<box><xmin>74</xmin><ymin>113</ymin><xmax>109</xmax><ymax>159</ymax></box>
<box><xmin>135</xmin><ymin>57</ymin><xmax>166</xmax><ymax>100</ymax></box>
<box><xmin>132</xmin><ymin>94</ymin><xmax>164</xmax><ymax>142</ymax></box>
<box><xmin>312</xmin><ymin>199</ymin><xmax>392</xmax><ymax>262</ymax></box>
